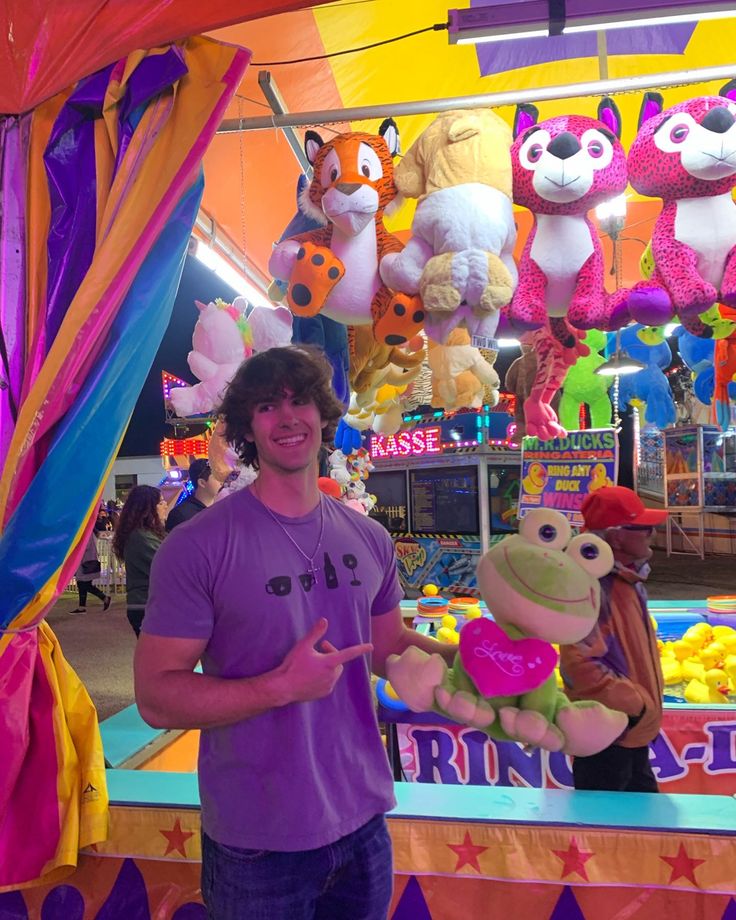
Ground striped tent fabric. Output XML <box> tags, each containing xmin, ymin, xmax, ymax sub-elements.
<box><xmin>0</xmin><ymin>37</ymin><xmax>249</xmax><ymax>890</ymax></box>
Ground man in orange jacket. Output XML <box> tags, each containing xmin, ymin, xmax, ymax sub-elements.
<box><xmin>560</xmin><ymin>486</ymin><xmax>668</xmax><ymax>792</ymax></box>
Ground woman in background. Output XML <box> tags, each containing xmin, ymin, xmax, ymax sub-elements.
<box><xmin>70</xmin><ymin>526</ymin><xmax>111</xmax><ymax>614</ymax></box>
<box><xmin>113</xmin><ymin>486</ymin><xmax>167</xmax><ymax>636</ymax></box>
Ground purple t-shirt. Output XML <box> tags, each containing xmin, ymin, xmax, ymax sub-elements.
<box><xmin>143</xmin><ymin>488</ymin><xmax>402</xmax><ymax>851</ymax></box>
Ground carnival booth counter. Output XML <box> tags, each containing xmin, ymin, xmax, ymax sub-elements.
<box><xmin>10</xmin><ymin>692</ymin><xmax>729</xmax><ymax>919</ymax></box>
<box><xmin>378</xmin><ymin>600</ymin><xmax>736</xmax><ymax>797</ymax></box>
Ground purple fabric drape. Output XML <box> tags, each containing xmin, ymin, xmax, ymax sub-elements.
<box><xmin>115</xmin><ymin>46</ymin><xmax>187</xmax><ymax>171</ymax></box>
<box><xmin>0</xmin><ymin>114</ymin><xmax>31</xmax><ymax>474</ymax></box>
<box><xmin>42</xmin><ymin>65</ymin><xmax>114</xmax><ymax>349</ymax></box>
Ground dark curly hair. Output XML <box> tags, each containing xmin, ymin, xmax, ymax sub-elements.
<box><xmin>218</xmin><ymin>345</ymin><xmax>343</xmax><ymax>469</ymax></box>
<box><xmin>112</xmin><ymin>485</ymin><xmax>165</xmax><ymax>560</ymax></box>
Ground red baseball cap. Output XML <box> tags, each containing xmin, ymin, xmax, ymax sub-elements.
<box><xmin>581</xmin><ymin>486</ymin><xmax>668</xmax><ymax>531</ymax></box>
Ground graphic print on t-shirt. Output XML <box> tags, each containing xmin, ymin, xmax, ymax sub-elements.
<box><xmin>263</xmin><ymin>551</ymin><xmax>364</xmax><ymax>595</ymax></box>
<box><xmin>323</xmin><ymin>552</ymin><xmax>339</xmax><ymax>589</ymax></box>
<box><xmin>342</xmin><ymin>553</ymin><xmax>361</xmax><ymax>586</ymax></box>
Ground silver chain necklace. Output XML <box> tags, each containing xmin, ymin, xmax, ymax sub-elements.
<box><xmin>252</xmin><ymin>486</ymin><xmax>325</xmax><ymax>581</ymax></box>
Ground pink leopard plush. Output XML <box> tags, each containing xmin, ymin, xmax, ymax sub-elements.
<box><xmin>626</xmin><ymin>85</ymin><xmax>736</xmax><ymax>338</ymax></box>
<box><xmin>509</xmin><ymin>98</ymin><xmax>630</xmax><ymax>332</ymax></box>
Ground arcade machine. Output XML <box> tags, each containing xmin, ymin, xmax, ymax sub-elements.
<box><xmin>367</xmin><ymin>405</ymin><xmax>520</xmax><ymax>597</ymax></box>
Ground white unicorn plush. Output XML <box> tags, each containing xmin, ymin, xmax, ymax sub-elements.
<box><xmin>169</xmin><ymin>298</ymin><xmax>293</xmax><ymax>417</ymax></box>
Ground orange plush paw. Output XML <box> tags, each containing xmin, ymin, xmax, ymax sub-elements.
<box><xmin>287</xmin><ymin>243</ymin><xmax>344</xmax><ymax>317</ymax></box>
<box><xmin>373</xmin><ymin>292</ymin><xmax>425</xmax><ymax>346</ymax></box>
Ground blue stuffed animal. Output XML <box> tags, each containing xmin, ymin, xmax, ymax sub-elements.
<box><xmin>674</xmin><ymin>326</ymin><xmax>715</xmax><ymax>406</ymax></box>
<box><xmin>271</xmin><ymin>175</ymin><xmax>351</xmax><ymax>406</ymax></box>
<box><xmin>616</xmin><ymin>324</ymin><xmax>676</xmax><ymax>429</ymax></box>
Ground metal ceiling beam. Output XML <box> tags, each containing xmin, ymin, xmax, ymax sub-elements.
<box><xmin>217</xmin><ymin>63</ymin><xmax>736</xmax><ymax>132</ymax></box>
<box><xmin>257</xmin><ymin>71</ymin><xmax>313</xmax><ymax>176</ymax></box>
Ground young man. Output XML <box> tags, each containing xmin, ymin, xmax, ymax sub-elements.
<box><xmin>559</xmin><ymin>485</ymin><xmax>668</xmax><ymax>793</ymax></box>
<box><xmin>165</xmin><ymin>458</ymin><xmax>220</xmax><ymax>531</ymax></box>
<box><xmin>135</xmin><ymin>345</ymin><xmax>456</xmax><ymax>920</ymax></box>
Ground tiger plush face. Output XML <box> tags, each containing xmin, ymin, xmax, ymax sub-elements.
<box><xmin>511</xmin><ymin>100</ymin><xmax>627</xmax><ymax>216</ymax></box>
<box><xmin>628</xmin><ymin>94</ymin><xmax>736</xmax><ymax>200</ymax></box>
<box><xmin>300</xmin><ymin>119</ymin><xmax>400</xmax><ymax>236</ymax></box>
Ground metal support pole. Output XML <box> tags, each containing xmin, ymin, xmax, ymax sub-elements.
<box><xmin>218</xmin><ymin>63</ymin><xmax>736</xmax><ymax>132</ymax></box>
<box><xmin>596</xmin><ymin>30</ymin><xmax>609</xmax><ymax>81</ymax></box>
<box><xmin>257</xmin><ymin>71</ymin><xmax>313</xmax><ymax>177</ymax></box>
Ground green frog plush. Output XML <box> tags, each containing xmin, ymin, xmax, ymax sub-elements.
<box><xmin>386</xmin><ymin>508</ymin><xmax>628</xmax><ymax>755</ymax></box>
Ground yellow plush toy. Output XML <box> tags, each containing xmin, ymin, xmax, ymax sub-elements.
<box><xmin>427</xmin><ymin>327</ymin><xmax>500</xmax><ymax>411</ymax></box>
<box><xmin>380</xmin><ymin>109</ymin><xmax>517</xmax><ymax>345</ymax></box>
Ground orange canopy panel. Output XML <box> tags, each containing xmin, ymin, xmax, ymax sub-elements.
<box><xmin>0</xmin><ymin>0</ymin><xmax>333</xmax><ymax>114</ymax></box>
<box><xmin>201</xmin><ymin>0</ymin><xmax>736</xmax><ymax>287</ymax></box>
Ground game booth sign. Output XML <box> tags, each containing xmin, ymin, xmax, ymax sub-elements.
<box><xmin>367</xmin><ymin>408</ymin><xmax>522</xmax><ymax>598</ymax></box>
<box><xmin>517</xmin><ymin>428</ymin><xmax>619</xmax><ymax>527</ymax></box>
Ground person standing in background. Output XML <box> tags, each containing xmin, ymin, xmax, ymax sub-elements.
<box><xmin>113</xmin><ymin>486</ymin><xmax>168</xmax><ymax>637</ymax></box>
<box><xmin>560</xmin><ymin>486</ymin><xmax>668</xmax><ymax>792</ymax></box>
<box><xmin>165</xmin><ymin>459</ymin><xmax>220</xmax><ymax>531</ymax></box>
<box><xmin>70</xmin><ymin>527</ymin><xmax>111</xmax><ymax>615</ymax></box>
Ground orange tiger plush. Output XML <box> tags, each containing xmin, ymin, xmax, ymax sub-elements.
<box><xmin>268</xmin><ymin>119</ymin><xmax>424</xmax><ymax>348</ymax></box>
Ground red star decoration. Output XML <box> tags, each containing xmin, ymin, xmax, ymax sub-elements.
<box><xmin>552</xmin><ymin>837</ymin><xmax>595</xmax><ymax>881</ymax></box>
<box><xmin>661</xmin><ymin>843</ymin><xmax>706</xmax><ymax>885</ymax></box>
<box><xmin>447</xmin><ymin>831</ymin><xmax>488</xmax><ymax>873</ymax></box>
<box><xmin>160</xmin><ymin>818</ymin><xmax>195</xmax><ymax>857</ymax></box>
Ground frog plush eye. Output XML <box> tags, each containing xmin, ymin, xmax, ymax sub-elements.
<box><xmin>566</xmin><ymin>533</ymin><xmax>613</xmax><ymax>578</ymax></box>
<box><xmin>519</xmin><ymin>509</ymin><xmax>571</xmax><ymax>550</ymax></box>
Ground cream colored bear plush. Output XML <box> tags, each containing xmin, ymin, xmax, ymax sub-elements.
<box><xmin>380</xmin><ymin>108</ymin><xmax>517</xmax><ymax>345</ymax></box>
<box><xmin>428</xmin><ymin>327</ymin><xmax>499</xmax><ymax>411</ymax></box>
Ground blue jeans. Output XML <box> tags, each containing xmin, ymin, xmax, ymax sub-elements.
<box><xmin>201</xmin><ymin>814</ymin><xmax>393</xmax><ymax>920</ymax></box>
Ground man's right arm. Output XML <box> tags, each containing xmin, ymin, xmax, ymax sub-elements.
<box><xmin>134</xmin><ymin>618</ymin><xmax>372</xmax><ymax>730</ymax></box>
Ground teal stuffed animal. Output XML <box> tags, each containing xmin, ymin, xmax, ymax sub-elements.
<box><xmin>386</xmin><ymin>509</ymin><xmax>628</xmax><ymax>755</ymax></box>
<box><xmin>558</xmin><ymin>329</ymin><xmax>612</xmax><ymax>431</ymax></box>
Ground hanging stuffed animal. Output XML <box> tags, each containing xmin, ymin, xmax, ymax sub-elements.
<box><xmin>522</xmin><ymin>319</ymin><xmax>589</xmax><ymax>441</ymax></box>
<box><xmin>379</xmin><ymin>108</ymin><xmax>517</xmax><ymax>345</ymax></box>
<box><xmin>674</xmin><ymin>325</ymin><xmax>715</xmax><ymax>408</ymax></box>
<box><xmin>626</xmin><ymin>84</ymin><xmax>736</xmax><ymax>338</ymax></box>
<box><xmin>508</xmin><ymin>97</ymin><xmax>630</xmax><ymax>332</ymax></box>
<box><xmin>504</xmin><ymin>342</ymin><xmax>551</xmax><ymax>439</ymax></box>
<box><xmin>386</xmin><ymin>509</ymin><xmax>628</xmax><ymax>755</ymax></box>
<box><xmin>269</xmin><ymin>174</ymin><xmax>351</xmax><ymax>405</ymax></box>
<box><xmin>712</xmin><ymin>306</ymin><xmax>736</xmax><ymax>429</ymax></box>
<box><xmin>617</xmin><ymin>324</ymin><xmax>677</xmax><ymax>429</ymax></box>
<box><xmin>559</xmin><ymin>329</ymin><xmax>612</xmax><ymax>430</ymax></box>
<box><xmin>427</xmin><ymin>326</ymin><xmax>500</xmax><ymax>411</ymax></box>
<box><xmin>169</xmin><ymin>298</ymin><xmax>253</xmax><ymax>417</ymax></box>
<box><xmin>638</xmin><ymin>241</ymin><xmax>735</xmax><ymax>340</ymax></box>
<box><xmin>268</xmin><ymin>119</ymin><xmax>425</xmax><ymax>349</ymax></box>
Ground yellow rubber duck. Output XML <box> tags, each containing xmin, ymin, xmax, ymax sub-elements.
<box><xmin>672</xmin><ymin>640</ymin><xmax>695</xmax><ymax>662</ymax></box>
<box><xmin>522</xmin><ymin>462</ymin><xmax>547</xmax><ymax>495</ymax></box>
<box><xmin>422</xmin><ymin>584</ymin><xmax>439</xmax><ymax>597</ymax></box>
<box><xmin>684</xmin><ymin>669</ymin><xmax>730</xmax><ymax>705</ymax></box>
<box><xmin>700</xmin><ymin>642</ymin><xmax>726</xmax><ymax>670</ymax></box>
<box><xmin>463</xmin><ymin>605</ymin><xmax>483</xmax><ymax>620</ymax></box>
<box><xmin>724</xmin><ymin>655</ymin><xmax>736</xmax><ymax>693</ymax></box>
<box><xmin>661</xmin><ymin>658</ymin><xmax>682</xmax><ymax>686</ymax></box>
<box><xmin>588</xmin><ymin>462</ymin><xmax>613</xmax><ymax>493</ymax></box>
<box><xmin>681</xmin><ymin>624</ymin><xmax>713</xmax><ymax>652</ymax></box>
<box><xmin>436</xmin><ymin>613</ymin><xmax>460</xmax><ymax>645</ymax></box>
<box><xmin>714</xmin><ymin>630</ymin><xmax>736</xmax><ymax>655</ymax></box>
<box><xmin>681</xmin><ymin>658</ymin><xmax>705</xmax><ymax>683</ymax></box>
